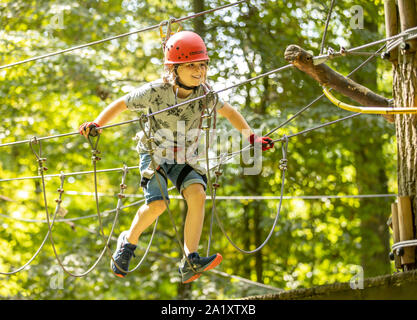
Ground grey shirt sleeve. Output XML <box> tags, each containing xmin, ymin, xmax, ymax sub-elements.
<box><xmin>123</xmin><ymin>84</ymin><xmax>151</xmax><ymax>111</ymax></box>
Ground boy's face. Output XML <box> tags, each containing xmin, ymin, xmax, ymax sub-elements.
<box><xmin>176</xmin><ymin>61</ymin><xmax>208</xmax><ymax>87</ymax></box>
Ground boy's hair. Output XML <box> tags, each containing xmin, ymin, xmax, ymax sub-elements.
<box><xmin>162</xmin><ymin>64</ymin><xmax>176</xmax><ymax>85</ymax></box>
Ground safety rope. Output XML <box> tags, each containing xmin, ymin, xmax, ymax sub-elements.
<box><xmin>206</xmin><ymin>153</ymin><xmax>227</xmax><ymax>256</ymax></box>
<box><xmin>272</xmin><ymin>112</ymin><xmax>361</xmax><ymax>144</ymax></box>
<box><xmin>392</xmin><ymin>240</ymin><xmax>417</xmax><ymax>252</ymax></box>
<box><xmin>312</xmin><ymin>26</ymin><xmax>417</xmax><ymax>65</ymax></box>
<box><xmin>200</xmin><ymin>87</ymin><xmax>221</xmax><ymax>257</ymax></box>
<box><xmin>320</xmin><ymin>0</ymin><xmax>336</xmax><ymax>55</ymax></box>
<box><xmin>0</xmin><ymin>39</ymin><xmax>386</xmax><ymax>150</ymax></box>
<box><xmin>0</xmin><ymin>194</ymin><xmax>397</xmax><ymax>224</ymax></box>
<box><xmin>207</xmin><ymin>137</ymin><xmax>289</xmax><ymax>254</ymax></box>
<box><xmin>0</xmin><ymin>157</ymin><xmax>64</xmax><ymax>275</ymax></box>
<box><xmin>28</xmin><ymin>135</ymin><xmax>121</xmax><ymax>277</ymax></box>
<box><xmin>0</xmin><ymin>0</ymin><xmax>249</xmax><ymax>71</ymax></box>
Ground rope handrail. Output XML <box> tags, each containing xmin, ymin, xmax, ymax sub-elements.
<box><xmin>57</xmin><ymin>192</ymin><xmax>400</xmax><ymax>200</ymax></box>
<box><xmin>0</xmin><ymin>37</ymin><xmax>389</xmax><ymax>149</ymax></box>
<box><xmin>0</xmin><ymin>113</ymin><xmax>359</xmax><ymax>184</ymax></box>
<box><xmin>0</xmin><ymin>193</ymin><xmax>397</xmax><ymax>224</ymax></box>
<box><xmin>0</xmin><ymin>64</ymin><xmax>294</xmax><ymax>148</ymax></box>
<box><xmin>0</xmin><ymin>0</ymin><xmax>249</xmax><ymax>71</ymax></box>
<box><xmin>0</xmin><ymin>38</ymin><xmax>392</xmax><ymax>149</ymax></box>
<box><xmin>312</xmin><ymin>25</ymin><xmax>417</xmax><ymax>65</ymax></box>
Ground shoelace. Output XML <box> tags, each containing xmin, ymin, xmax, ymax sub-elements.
<box><xmin>117</xmin><ymin>245</ymin><xmax>136</xmax><ymax>262</ymax></box>
<box><xmin>182</xmin><ymin>253</ymin><xmax>201</xmax><ymax>271</ymax></box>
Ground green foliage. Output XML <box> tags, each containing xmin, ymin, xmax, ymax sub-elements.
<box><xmin>0</xmin><ymin>0</ymin><xmax>397</xmax><ymax>299</ymax></box>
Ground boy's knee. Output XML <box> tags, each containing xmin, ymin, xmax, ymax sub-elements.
<box><xmin>183</xmin><ymin>184</ymin><xmax>206</xmax><ymax>202</ymax></box>
<box><xmin>148</xmin><ymin>200</ymin><xmax>167</xmax><ymax>216</ymax></box>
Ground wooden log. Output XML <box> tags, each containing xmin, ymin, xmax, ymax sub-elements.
<box><xmin>384</xmin><ymin>0</ymin><xmax>399</xmax><ymax>62</ymax></box>
<box><xmin>397</xmin><ymin>0</ymin><xmax>417</xmax><ymax>52</ymax></box>
<box><xmin>391</xmin><ymin>203</ymin><xmax>402</xmax><ymax>269</ymax></box>
<box><xmin>397</xmin><ymin>196</ymin><xmax>416</xmax><ymax>266</ymax></box>
<box><xmin>284</xmin><ymin>44</ymin><xmax>395</xmax><ymax>122</ymax></box>
<box><xmin>284</xmin><ymin>45</ymin><xmax>392</xmax><ymax>107</ymax></box>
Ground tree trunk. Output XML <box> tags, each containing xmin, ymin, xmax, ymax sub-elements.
<box><xmin>352</xmin><ymin>19</ymin><xmax>391</xmax><ymax>277</ymax></box>
<box><xmin>392</xmin><ymin>0</ymin><xmax>417</xmax><ymax>269</ymax></box>
<box><xmin>193</xmin><ymin>0</ymin><xmax>206</xmax><ymax>37</ymax></box>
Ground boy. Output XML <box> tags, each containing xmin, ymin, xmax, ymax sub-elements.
<box><xmin>79</xmin><ymin>31</ymin><xmax>274</xmax><ymax>283</ymax></box>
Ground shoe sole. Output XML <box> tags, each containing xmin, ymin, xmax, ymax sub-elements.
<box><xmin>202</xmin><ymin>253</ymin><xmax>223</xmax><ymax>272</ymax></box>
<box><xmin>181</xmin><ymin>253</ymin><xmax>223</xmax><ymax>284</ymax></box>
<box><xmin>182</xmin><ymin>272</ymin><xmax>202</xmax><ymax>284</ymax></box>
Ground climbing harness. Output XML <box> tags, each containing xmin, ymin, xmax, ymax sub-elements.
<box><xmin>138</xmin><ymin>115</ymin><xmax>200</xmax><ymax>273</ymax></box>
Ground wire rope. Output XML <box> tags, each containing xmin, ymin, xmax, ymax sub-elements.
<box><xmin>0</xmin><ymin>0</ymin><xmax>249</xmax><ymax>70</ymax></box>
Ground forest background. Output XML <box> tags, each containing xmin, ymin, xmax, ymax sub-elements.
<box><xmin>0</xmin><ymin>0</ymin><xmax>398</xmax><ymax>299</ymax></box>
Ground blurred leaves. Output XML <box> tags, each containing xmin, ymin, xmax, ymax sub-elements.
<box><xmin>0</xmin><ymin>0</ymin><xmax>397</xmax><ymax>299</ymax></box>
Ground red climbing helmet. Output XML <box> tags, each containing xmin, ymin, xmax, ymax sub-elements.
<box><xmin>164</xmin><ymin>31</ymin><xmax>209</xmax><ymax>65</ymax></box>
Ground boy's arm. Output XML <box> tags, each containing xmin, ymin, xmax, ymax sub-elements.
<box><xmin>217</xmin><ymin>102</ymin><xmax>253</xmax><ymax>138</ymax></box>
<box><xmin>217</xmin><ymin>102</ymin><xmax>274</xmax><ymax>151</ymax></box>
<box><xmin>94</xmin><ymin>96</ymin><xmax>128</xmax><ymax>126</ymax></box>
<box><xmin>79</xmin><ymin>97</ymin><xmax>127</xmax><ymax>137</ymax></box>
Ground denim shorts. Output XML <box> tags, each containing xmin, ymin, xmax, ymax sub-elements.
<box><xmin>139</xmin><ymin>153</ymin><xmax>207</xmax><ymax>204</ymax></box>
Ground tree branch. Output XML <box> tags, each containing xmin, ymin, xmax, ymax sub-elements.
<box><xmin>284</xmin><ymin>44</ymin><xmax>395</xmax><ymax>122</ymax></box>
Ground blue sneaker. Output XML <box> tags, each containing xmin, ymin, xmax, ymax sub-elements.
<box><xmin>179</xmin><ymin>252</ymin><xmax>223</xmax><ymax>283</ymax></box>
<box><xmin>111</xmin><ymin>231</ymin><xmax>136</xmax><ymax>278</ymax></box>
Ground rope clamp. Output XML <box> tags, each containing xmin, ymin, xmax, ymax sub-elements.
<box><xmin>140</xmin><ymin>113</ymin><xmax>148</xmax><ymax>123</ymax></box>
<box><xmin>279</xmin><ymin>159</ymin><xmax>288</xmax><ymax>171</ymax></box>
<box><xmin>215</xmin><ymin>171</ymin><xmax>223</xmax><ymax>177</ymax></box>
<box><xmin>381</xmin><ymin>51</ymin><xmax>391</xmax><ymax>60</ymax></box>
<box><xmin>159</xmin><ymin>17</ymin><xmax>180</xmax><ymax>50</ymax></box>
